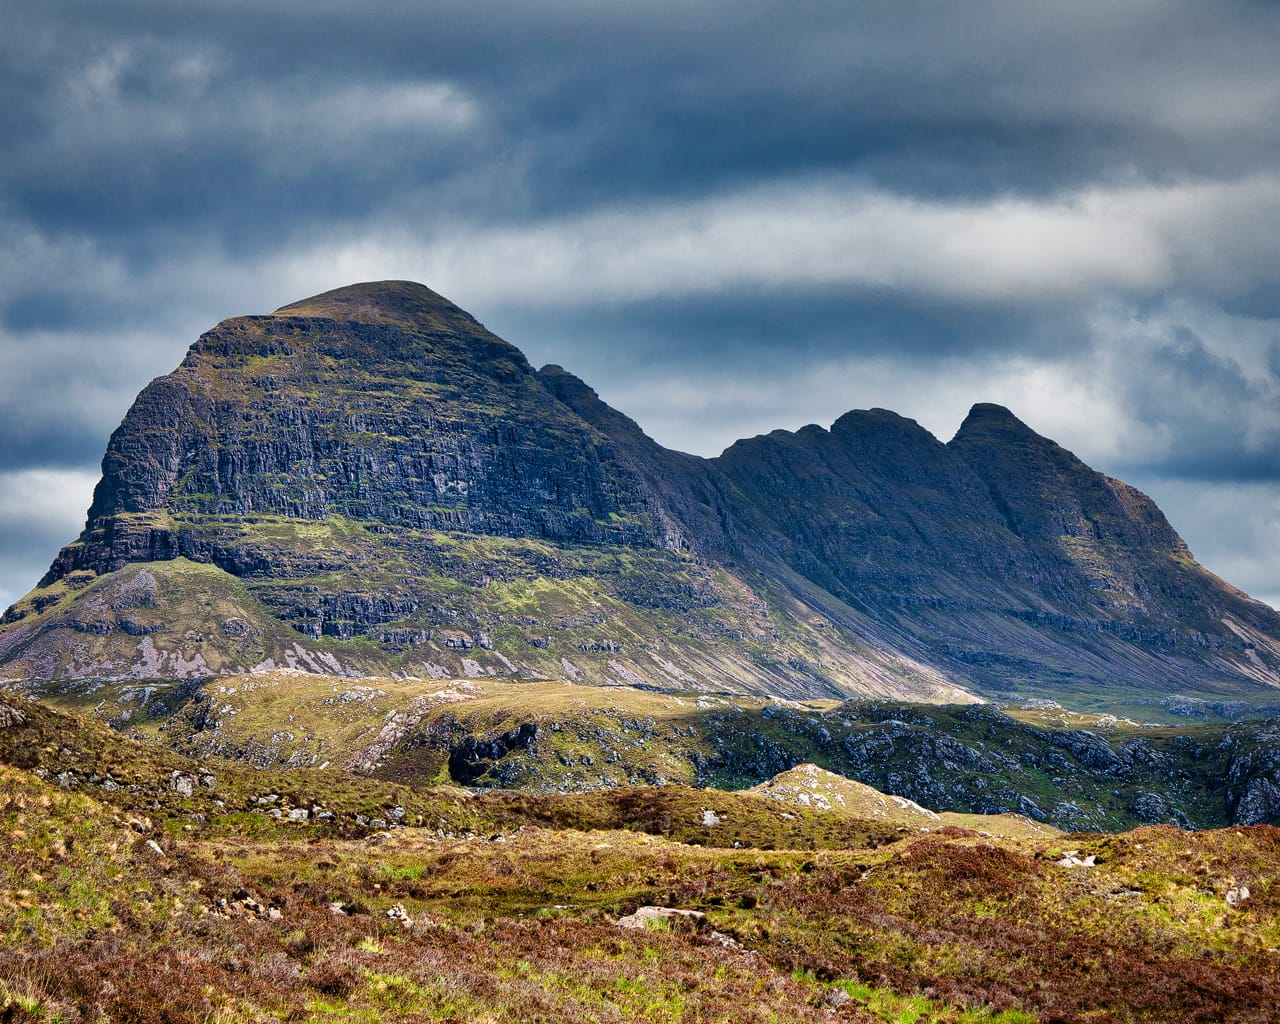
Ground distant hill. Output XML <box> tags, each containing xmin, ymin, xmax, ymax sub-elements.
<box><xmin>748</xmin><ymin>762</ymin><xmax>1060</xmax><ymax>838</ymax></box>
<box><xmin>4</xmin><ymin>279</ymin><xmax>1280</xmax><ymax>714</ymax></box>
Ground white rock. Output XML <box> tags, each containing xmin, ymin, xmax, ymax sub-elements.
<box><xmin>615</xmin><ymin>906</ymin><xmax>705</xmax><ymax>930</ymax></box>
<box><xmin>708</xmin><ymin>929</ymin><xmax>750</xmax><ymax>953</ymax></box>
<box><xmin>1056</xmin><ymin>851</ymin><xmax>1097</xmax><ymax>868</ymax></box>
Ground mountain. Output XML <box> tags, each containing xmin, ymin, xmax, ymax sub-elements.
<box><xmin>3</xmin><ymin>279</ymin><xmax>1280</xmax><ymax>715</ymax></box>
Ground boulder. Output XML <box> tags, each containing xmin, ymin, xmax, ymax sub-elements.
<box><xmin>615</xmin><ymin>906</ymin><xmax>706</xmax><ymax>932</ymax></box>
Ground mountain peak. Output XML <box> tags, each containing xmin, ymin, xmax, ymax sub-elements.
<box><xmin>537</xmin><ymin>363</ymin><xmax>649</xmax><ymax>442</ymax></box>
<box><xmin>831</xmin><ymin>407</ymin><xmax>932</xmax><ymax>441</ymax></box>
<box><xmin>950</xmin><ymin>402</ymin><xmax>1042</xmax><ymax>444</ymax></box>
<box><xmin>271</xmin><ymin>280</ymin><xmax>481</xmax><ymax>333</ymax></box>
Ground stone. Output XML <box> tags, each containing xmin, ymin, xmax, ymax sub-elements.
<box><xmin>825</xmin><ymin>988</ymin><xmax>851</xmax><ymax>1008</ymax></box>
<box><xmin>708</xmin><ymin>930</ymin><xmax>749</xmax><ymax>953</ymax></box>
<box><xmin>615</xmin><ymin>906</ymin><xmax>706</xmax><ymax>931</ymax></box>
<box><xmin>1233</xmin><ymin>778</ymin><xmax>1280</xmax><ymax>826</ymax></box>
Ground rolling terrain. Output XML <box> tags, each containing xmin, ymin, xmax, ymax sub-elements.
<box><xmin>29</xmin><ymin>671</ymin><xmax>1280</xmax><ymax>832</ymax></box>
<box><xmin>2</xmin><ymin>694</ymin><xmax>1278</xmax><ymax>1024</ymax></box>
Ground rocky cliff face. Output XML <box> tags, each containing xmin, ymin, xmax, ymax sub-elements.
<box><xmin>4</xmin><ymin>280</ymin><xmax>1280</xmax><ymax>712</ymax></box>
<box><xmin>65</xmin><ymin>282</ymin><xmax>690</xmax><ymax>571</ymax></box>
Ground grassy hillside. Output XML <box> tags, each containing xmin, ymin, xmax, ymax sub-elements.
<box><xmin>3</xmin><ymin>529</ymin><xmax>973</xmax><ymax>704</ymax></box>
<box><xmin>2</xmin><ymin>695</ymin><xmax>1279</xmax><ymax>1023</ymax></box>
<box><xmin>31</xmin><ymin>673</ymin><xmax>1280</xmax><ymax>832</ymax></box>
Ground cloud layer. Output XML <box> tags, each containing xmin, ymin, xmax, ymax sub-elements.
<box><xmin>2</xmin><ymin>1</ymin><xmax>1280</xmax><ymax>609</ymax></box>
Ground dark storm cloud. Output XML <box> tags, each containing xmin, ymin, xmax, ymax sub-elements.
<box><xmin>1123</xmin><ymin>329</ymin><xmax>1271</xmax><ymax>479</ymax></box>
<box><xmin>3</xmin><ymin>1</ymin><xmax>1280</xmax><ymax>603</ymax></box>
<box><xmin>8</xmin><ymin>0</ymin><xmax>1280</xmax><ymax>243</ymax></box>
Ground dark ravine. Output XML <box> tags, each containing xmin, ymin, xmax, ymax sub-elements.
<box><xmin>4</xmin><ymin>279</ymin><xmax>1280</xmax><ymax>714</ymax></box>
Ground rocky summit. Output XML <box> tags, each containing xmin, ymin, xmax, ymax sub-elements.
<box><xmin>3</xmin><ymin>280</ymin><xmax>1280</xmax><ymax>713</ymax></box>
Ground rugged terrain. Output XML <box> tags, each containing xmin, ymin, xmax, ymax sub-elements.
<box><xmin>3</xmin><ymin>280</ymin><xmax>1280</xmax><ymax>713</ymax></box>
<box><xmin>31</xmin><ymin>671</ymin><xmax>1280</xmax><ymax>833</ymax></box>
<box><xmin>3</xmin><ymin>695</ymin><xmax>1279</xmax><ymax>1024</ymax></box>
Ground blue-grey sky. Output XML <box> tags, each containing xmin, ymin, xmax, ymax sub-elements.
<box><xmin>4</xmin><ymin>0</ymin><xmax>1280</xmax><ymax>608</ymax></box>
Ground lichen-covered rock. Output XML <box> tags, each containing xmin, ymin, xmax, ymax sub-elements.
<box><xmin>168</xmin><ymin>771</ymin><xmax>196</xmax><ymax>798</ymax></box>
<box><xmin>1234</xmin><ymin>777</ymin><xmax>1280</xmax><ymax>825</ymax></box>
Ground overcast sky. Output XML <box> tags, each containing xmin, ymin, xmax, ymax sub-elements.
<box><xmin>3</xmin><ymin>0</ymin><xmax>1280</xmax><ymax>609</ymax></box>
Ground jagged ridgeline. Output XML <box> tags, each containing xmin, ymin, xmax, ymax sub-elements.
<box><xmin>4</xmin><ymin>280</ymin><xmax>1280</xmax><ymax>711</ymax></box>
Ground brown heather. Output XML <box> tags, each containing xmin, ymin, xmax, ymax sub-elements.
<box><xmin>1</xmin><ymin>696</ymin><xmax>1279</xmax><ymax>1023</ymax></box>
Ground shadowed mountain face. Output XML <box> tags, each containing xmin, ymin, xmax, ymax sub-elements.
<box><xmin>4</xmin><ymin>280</ymin><xmax>1280</xmax><ymax>712</ymax></box>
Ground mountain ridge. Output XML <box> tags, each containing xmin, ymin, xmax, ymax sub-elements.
<box><xmin>4</xmin><ymin>279</ymin><xmax>1280</xmax><ymax>714</ymax></box>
